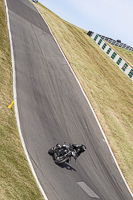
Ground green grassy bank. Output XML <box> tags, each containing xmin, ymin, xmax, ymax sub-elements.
<box><xmin>33</xmin><ymin>1</ymin><xmax>133</xmax><ymax>192</ymax></box>
<box><xmin>0</xmin><ymin>0</ymin><xmax>44</xmax><ymax>199</ymax></box>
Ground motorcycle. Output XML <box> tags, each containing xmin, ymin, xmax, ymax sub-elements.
<box><xmin>48</xmin><ymin>143</ymin><xmax>86</xmax><ymax>164</ymax></box>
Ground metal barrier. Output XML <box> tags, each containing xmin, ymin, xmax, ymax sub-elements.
<box><xmin>87</xmin><ymin>31</ymin><xmax>133</xmax><ymax>52</ymax></box>
<box><xmin>87</xmin><ymin>31</ymin><xmax>133</xmax><ymax>81</ymax></box>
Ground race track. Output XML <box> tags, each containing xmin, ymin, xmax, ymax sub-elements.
<box><xmin>6</xmin><ymin>0</ymin><xmax>133</xmax><ymax>199</ymax></box>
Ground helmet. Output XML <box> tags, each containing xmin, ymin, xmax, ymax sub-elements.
<box><xmin>80</xmin><ymin>144</ymin><xmax>86</xmax><ymax>152</ymax></box>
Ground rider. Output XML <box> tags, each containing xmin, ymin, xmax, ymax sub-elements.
<box><xmin>54</xmin><ymin>143</ymin><xmax>86</xmax><ymax>161</ymax></box>
<box><xmin>53</xmin><ymin>143</ymin><xmax>69</xmax><ymax>160</ymax></box>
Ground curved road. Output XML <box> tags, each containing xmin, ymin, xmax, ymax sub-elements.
<box><xmin>6</xmin><ymin>0</ymin><xmax>133</xmax><ymax>199</ymax></box>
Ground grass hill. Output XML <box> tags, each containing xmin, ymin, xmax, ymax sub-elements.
<box><xmin>0</xmin><ymin>0</ymin><xmax>133</xmax><ymax>199</ymax></box>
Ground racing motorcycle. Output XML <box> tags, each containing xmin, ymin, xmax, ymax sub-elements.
<box><xmin>48</xmin><ymin>143</ymin><xmax>86</xmax><ymax>164</ymax></box>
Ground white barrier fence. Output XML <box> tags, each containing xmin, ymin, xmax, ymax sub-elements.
<box><xmin>98</xmin><ymin>34</ymin><xmax>133</xmax><ymax>52</ymax></box>
<box><xmin>88</xmin><ymin>32</ymin><xmax>133</xmax><ymax>81</ymax></box>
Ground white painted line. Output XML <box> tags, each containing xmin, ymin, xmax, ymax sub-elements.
<box><xmin>4</xmin><ymin>0</ymin><xmax>48</xmax><ymax>199</ymax></box>
<box><xmin>33</xmin><ymin>2</ymin><xmax>133</xmax><ymax>198</ymax></box>
<box><xmin>77</xmin><ymin>182</ymin><xmax>99</xmax><ymax>198</ymax></box>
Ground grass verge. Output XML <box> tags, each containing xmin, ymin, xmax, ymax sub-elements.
<box><xmin>0</xmin><ymin>0</ymin><xmax>44</xmax><ymax>199</ymax></box>
<box><xmin>33</xmin><ymin>1</ymin><xmax>133</xmax><ymax>192</ymax></box>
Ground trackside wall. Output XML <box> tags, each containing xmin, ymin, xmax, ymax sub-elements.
<box><xmin>90</xmin><ymin>32</ymin><xmax>133</xmax><ymax>81</ymax></box>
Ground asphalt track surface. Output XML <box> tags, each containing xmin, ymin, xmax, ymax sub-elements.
<box><xmin>6</xmin><ymin>0</ymin><xmax>133</xmax><ymax>199</ymax></box>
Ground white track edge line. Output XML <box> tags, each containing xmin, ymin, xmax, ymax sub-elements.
<box><xmin>33</xmin><ymin>2</ymin><xmax>133</xmax><ymax>197</ymax></box>
<box><xmin>4</xmin><ymin>0</ymin><xmax>48</xmax><ymax>199</ymax></box>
